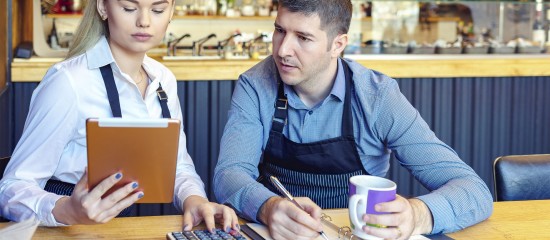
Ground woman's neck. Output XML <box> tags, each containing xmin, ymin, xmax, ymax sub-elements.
<box><xmin>108</xmin><ymin>40</ymin><xmax>146</xmax><ymax>78</ymax></box>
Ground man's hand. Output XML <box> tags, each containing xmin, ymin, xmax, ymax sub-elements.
<box><xmin>361</xmin><ymin>195</ymin><xmax>433</xmax><ymax>239</ymax></box>
<box><xmin>52</xmin><ymin>169</ymin><xmax>142</xmax><ymax>225</ymax></box>
<box><xmin>182</xmin><ymin>195</ymin><xmax>239</xmax><ymax>233</ymax></box>
<box><xmin>258</xmin><ymin>196</ymin><xmax>324</xmax><ymax>240</ymax></box>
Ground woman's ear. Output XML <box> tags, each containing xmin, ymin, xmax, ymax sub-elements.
<box><xmin>97</xmin><ymin>0</ymin><xmax>108</xmax><ymax>20</ymax></box>
<box><xmin>331</xmin><ymin>34</ymin><xmax>348</xmax><ymax>58</ymax></box>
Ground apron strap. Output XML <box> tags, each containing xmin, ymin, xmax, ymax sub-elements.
<box><xmin>340</xmin><ymin>59</ymin><xmax>354</xmax><ymax>137</ymax></box>
<box><xmin>272</xmin><ymin>81</ymin><xmax>287</xmax><ymax>133</ymax></box>
<box><xmin>156</xmin><ymin>83</ymin><xmax>171</xmax><ymax>118</ymax></box>
<box><xmin>99</xmin><ymin>64</ymin><xmax>171</xmax><ymax>119</ymax></box>
<box><xmin>100</xmin><ymin>64</ymin><xmax>122</xmax><ymax>118</ymax></box>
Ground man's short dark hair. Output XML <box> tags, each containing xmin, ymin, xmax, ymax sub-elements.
<box><xmin>279</xmin><ymin>0</ymin><xmax>352</xmax><ymax>42</ymax></box>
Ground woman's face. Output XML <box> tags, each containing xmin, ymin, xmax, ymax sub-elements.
<box><xmin>98</xmin><ymin>0</ymin><xmax>173</xmax><ymax>54</ymax></box>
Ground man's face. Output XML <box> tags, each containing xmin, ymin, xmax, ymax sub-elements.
<box><xmin>99</xmin><ymin>0</ymin><xmax>173</xmax><ymax>55</ymax></box>
<box><xmin>272</xmin><ymin>7</ymin><xmax>338</xmax><ymax>89</ymax></box>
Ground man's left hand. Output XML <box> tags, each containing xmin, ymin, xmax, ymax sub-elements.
<box><xmin>361</xmin><ymin>195</ymin><xmax>433</xmax><ymax>239</ymax></box>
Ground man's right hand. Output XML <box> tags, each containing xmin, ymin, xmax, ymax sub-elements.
<box><xmin>52</xmin><ymin>169</ymin><xmax>143</xmax><ymax>225</ymax></box>
<box><xmin>259</xmin><ymin>196</ymin><xmax>324</xmax><ymax>240</ymax></box>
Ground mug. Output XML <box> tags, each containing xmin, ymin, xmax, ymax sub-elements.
<box><xmin>348</xmin><ymin>175</ymin><xmax>396</xmax><ymax>240</ymax></box>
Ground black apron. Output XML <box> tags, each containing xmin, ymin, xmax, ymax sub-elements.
<box><xmin>259</xmin><ymin>60</ymin><xmax>369</xmax><ymax>208</ymax></box>
<box><xmin>44</xmin><ymin>64</ymin><xmax>171</xmax><ymax>217</ymax></box>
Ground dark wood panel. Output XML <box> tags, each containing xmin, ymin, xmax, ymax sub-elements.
<box><xmin>1</xmin><ymin>0</ymin><xmax>8</xmax><ymax>91</ymax></box>
<box><xmin>5</xmin><ymin>77</ymin><xmax>550</xmax><ymax>217</ymax></box>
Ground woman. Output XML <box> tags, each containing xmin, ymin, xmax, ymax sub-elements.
<box><xmin>0</xmin><ymin>0</ymin><xmax>239</xmax><ymax>231</ymax></box>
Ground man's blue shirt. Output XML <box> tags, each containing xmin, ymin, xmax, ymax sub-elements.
<box><xmin>214</xmin><ymin>57</ymin><xmax>493</xmax><ymax>234</ymax></box>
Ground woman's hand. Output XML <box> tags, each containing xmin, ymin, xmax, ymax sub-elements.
<box><xmin>52</xmin><ymin>169</ymin><xmax>143</xmax><ymax>225</ymax></box>
<box><xmin>182</xmin><ymin>195</ymin><xmax>239</xmax><ymax>233</ymax></box>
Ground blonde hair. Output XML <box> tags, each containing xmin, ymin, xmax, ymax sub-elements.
<box><xmin>67</xmin><ymin>0</ymin><xmax>108</xmax><ymax>59</ymax></box>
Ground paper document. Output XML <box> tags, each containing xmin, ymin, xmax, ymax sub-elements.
<box><xmin>0</xmin><ymin>217</ymin><xmax>39</xmax><ymax>240</ymax></box>
<box><xmin>245</xmin><ymin>209</ymin><xmax>430</xmax><ymax>240</ymax></box>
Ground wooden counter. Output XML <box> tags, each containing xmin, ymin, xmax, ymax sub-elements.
<box><xmin>1</xmin><ymin>200</ymin><xmax>549</xmax><ymax>239</ymax></box>
<box><xmin>10</xmin><ymin>55</ymin><xmax>550</xmax><ymax>82</ymax></box>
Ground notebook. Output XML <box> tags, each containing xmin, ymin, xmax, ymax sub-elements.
<box><xmin>243</xmin><ymin>209</ymin><xmax>433</xmax><ymax>240</ymax></box>
<box><xmin>86</xmin><ymin>118</ymin><xmax>180</xmax><ymax>203</ymax></box>
<box><xmin>0</xmin><ymin>217</ymin><xmax>39</xmax><ymax>240</ymax></box>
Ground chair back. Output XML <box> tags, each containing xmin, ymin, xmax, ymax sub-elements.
<box><xmin>493</xmin><ymin>154</ymin><xmax>550</xmax><ymax>201</ymax></box>
<box><xmin>0</xmin><ymin>156</ymin><xmax>9</xmax><ymax>179</ymax></box>
<box><xmin>0</xmin><ymin>156</ymin><xmax>9</xmax><ymax>222</ymax></box>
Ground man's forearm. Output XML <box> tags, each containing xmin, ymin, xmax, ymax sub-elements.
<box><xmin>409</xmin><ymin>198</ymin><xmax>434</xmax><ymax>235</ymax></box>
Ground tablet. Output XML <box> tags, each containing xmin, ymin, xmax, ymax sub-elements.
<box><xmin>86</xmin><ymin>118</ymin><xmax>180</xmax><ymax>203</ymax></box>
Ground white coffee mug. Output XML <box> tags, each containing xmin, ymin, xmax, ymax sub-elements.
<box><xmin>348</xmin><ymin>175</ymin><xmax>396</xmax><ymax>240</ymax></box>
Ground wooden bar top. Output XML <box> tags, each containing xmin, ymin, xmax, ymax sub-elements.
<box><xmin>1</xmin><ymin>200</ymin><xmax>549</xmax><ymax>239</ymax></box>
<box><xmin>11</xmin><ymin>55</ymin><xmax>550</xmax><ymax>82</ymax></box>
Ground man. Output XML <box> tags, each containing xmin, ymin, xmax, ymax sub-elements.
<box><xmin>214</xmin><ymin>0</ymin><xmax>493</xmax><ymax>239</ymax></box>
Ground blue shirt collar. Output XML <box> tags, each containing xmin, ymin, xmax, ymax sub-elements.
<box><xmin>283</xmin><ymin>58</ymin><xmax>345</xmax><ymax>109</ymax></box>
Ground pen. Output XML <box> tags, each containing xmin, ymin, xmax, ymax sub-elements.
<box><xmin>269</xmin><ymin>176</ymin><xmax>330</xmax><ymax>240</ymax></box>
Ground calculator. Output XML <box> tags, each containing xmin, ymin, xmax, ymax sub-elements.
<box><xmin>166</xmin><ymin>229</ymin><xmax>248</xmax><ymax>240</ymax></box>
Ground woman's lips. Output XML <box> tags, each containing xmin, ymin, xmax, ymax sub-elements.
<box><xmin>132</xmin><ymin>33</ymin><xmax>153</xmax><ymax>41</ymax></box>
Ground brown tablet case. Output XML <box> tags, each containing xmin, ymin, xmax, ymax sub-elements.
<box><xmin>86</xmin><ymin>118</ymin><xmax>180</xmax><ymax>203</ymax></box>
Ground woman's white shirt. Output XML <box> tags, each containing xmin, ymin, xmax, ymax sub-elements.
<box><xmin>0</xmin><ymin>37</ymin><xmax>206</xmax><ymax>226</ymax></box>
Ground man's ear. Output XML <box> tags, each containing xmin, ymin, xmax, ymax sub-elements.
<box><xmin>331</xmin><ymin>34</ymin><xmax>348</xmax><ymax>58</ymax></box>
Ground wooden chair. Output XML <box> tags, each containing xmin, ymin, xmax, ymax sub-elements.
<box><xmin>0</xmin><ymin>156</ymin><xmax>9</xmax><ymax>178</ymax></box>
<box><xmin>0</xmin><ymin>156</ymin><xmax>9</xmax><ymax>222</ymax></box>
<box><xmin>493</xmin><ymin>154</ymin><xmax>550</xmax><ymax>201</ymax></box>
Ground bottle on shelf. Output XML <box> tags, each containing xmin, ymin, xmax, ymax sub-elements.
<box><xmin>532</xmin><ymin>1</ymin><xmax>546</xmax><ymax>47</ymax></box>
<box><xmin>48</xmin><ymin>18</ymin><xmax>60</xmax><ymax>50</ymax></box>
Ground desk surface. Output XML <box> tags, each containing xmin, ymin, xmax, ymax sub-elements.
<box><xmin>1</xmin><ymin>200</ymin><xmax>549</xmax><ymax>239</ymax></box>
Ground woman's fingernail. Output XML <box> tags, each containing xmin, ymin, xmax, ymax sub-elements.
<box><xmin>236</xmin><ymin>224</ymin><xmax>240</xmax><ymax>230</ymax></box>
<box><xmin>138</xmin><ymin>193</ymin><xmax>144</xmax><ymax>199</ymax></box>
<box><xmin>132</xmin><ymin>182</ymin><xmax>138</xmax><ymax>189</ymax></box>
<box><xmin>115</xmin><ymin>173</ymin><xmax>122</xmax><ymax>179</ymax></box>
<box><xmin>183</xmin><ymin>224</ymin><xmax>190</xmax><ymax>231</ymax></box>
<box><xmin>225</xmin><ymin>227</ymin><xmax>231</xmax><ymax>232</ymax></box>
<box><xmin>210</xmin><ymin>228</ymin><xmax>215</xmax><ymax>233</ymax></box>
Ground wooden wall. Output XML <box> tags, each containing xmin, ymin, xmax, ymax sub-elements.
<box><xmin>1</xmin><ymin>1</ymin><xmax>8</xmax><ymax>92</ymax></box>
<box><xmin>7</xmin><ymin>76</ymin><xmax>550</xmax><ymax>216</ymax></box>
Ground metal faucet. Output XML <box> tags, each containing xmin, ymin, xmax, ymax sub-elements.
<box><xmin>167</xmin><ymin>33</ymin><xmax>191</xmax><ymax>56</ymax></box>
<box><xmin>192</xmin><ymin>34</ymin><xmax>217</xmax><ymax>56</ymax></box>
<box><xmin>217</xmin><ymin>33</ymin><xmax>242</xmax><ymax>56</ymax></box>
<box><xmin>244</xmin><ymin>33</ymin><xmax>269</xmax><ymax>55</ymax></box>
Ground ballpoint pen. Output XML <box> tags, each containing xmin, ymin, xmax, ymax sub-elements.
<box><xmin>269</xmin><ymin>175</ymin><xmax>330</xmax><ymax>240</ymax></box>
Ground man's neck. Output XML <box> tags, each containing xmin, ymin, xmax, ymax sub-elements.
<box><xmin>293</xmin><ymin>59</ymin><xmax>338</xmax><ymax>108</ymax></box>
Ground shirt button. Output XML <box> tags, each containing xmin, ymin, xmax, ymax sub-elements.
<box><xmin>308</xmin><ymin>111</ymin><xmax>313</xmax><ymax>115</ymax></box>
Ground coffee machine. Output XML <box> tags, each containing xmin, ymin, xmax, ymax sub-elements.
<box><xmin>51</xmin><ymin>0</ymin><xmax>83</xmax><ymax>14</ymax></box>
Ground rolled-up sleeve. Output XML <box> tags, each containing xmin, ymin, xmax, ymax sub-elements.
<box><xmin>374</xmin><ymin>80</ymin><xmax>493</xmax><ymax>234</ymax></box>
<box><xmin>213</xmin><ymin>75</ymin><xmax>278</xmax><ymax>222</ymax></box>
<box><xmin>0</xmin><ymin>68</ymin><xmax>78</xmax><ymax>226</ymax></box>
<box><xmin>167</xmin><ymin>79</ymin><xmax>208</xmax><ymax>212</ymax></box>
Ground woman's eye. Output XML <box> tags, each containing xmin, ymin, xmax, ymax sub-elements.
<box><xmin>152</xmin><ymin>9</ymin><xmax>165</xmax><ymax>14</ymax></box>
<box><xmin>123</xmin><ymin>7</ymin><xmax>136</xmax><ymax>12</ymax></box>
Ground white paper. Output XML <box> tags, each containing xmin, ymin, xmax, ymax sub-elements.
<box><xmin>0</xmin><ymin>217</ymin><xmax>39</xmax><ymax>240</ymax></box>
